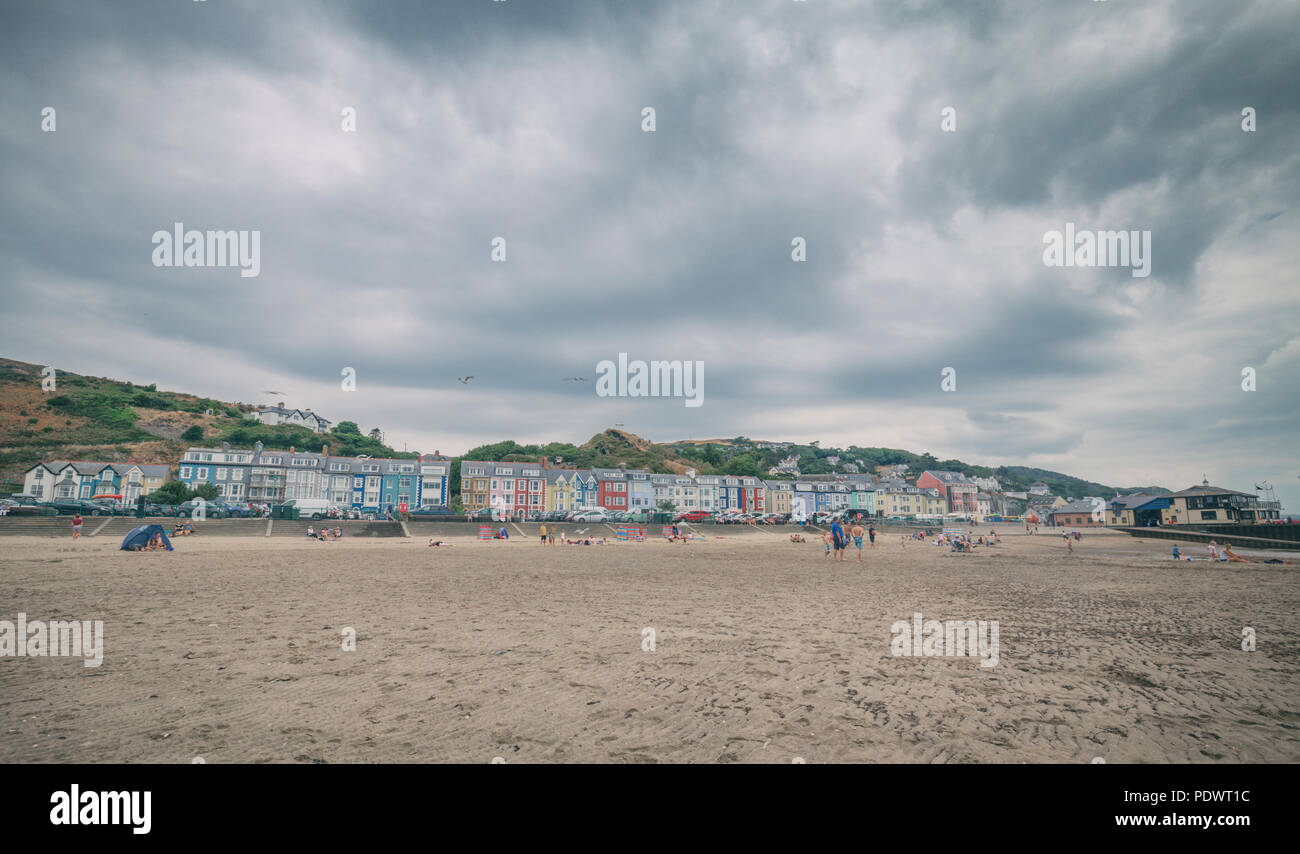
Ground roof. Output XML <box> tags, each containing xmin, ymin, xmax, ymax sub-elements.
<box><xmin>1053</xmin><ymin>500</ymin><xmax>1104</xmax><ymax>515</ymax></box>
<box><xmin>34</xmin><ymin>461</ymin><xmax>170</xmax><ymax>478</ymax></box>
<box><xmin>921</xmin><ymin>470</ymin><xmax>974</xmax><ymax>485</ymax></box>
<box><xmin>1166</xmin><ymin>484</ymin><xmax>1251</xmax><ymax>498</ymax></box>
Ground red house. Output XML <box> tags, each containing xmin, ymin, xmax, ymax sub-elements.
<box><xmin>916</xmin><ymin>470</ymin><xmax>978</xmax><ymax>515</ymax></box>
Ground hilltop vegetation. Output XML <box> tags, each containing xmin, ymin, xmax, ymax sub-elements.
<box><xmin>0</xmin><ymin>358</ymin><xmax>409</xmax><ymax>488</ymax></box>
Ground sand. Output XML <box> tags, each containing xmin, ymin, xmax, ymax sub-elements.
<box><xmin>1</xmin><ymin>527</ymin><xmax>1296</xmax><ymax>763</ymax></box>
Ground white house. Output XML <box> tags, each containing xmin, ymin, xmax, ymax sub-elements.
<box><xmin>23</xmin><ymin>461</ymin><xmax>171</xmax><ymax>504</ymax></box>
<box><xmin>249</xmin><ymin>405</ymin><xmax>332</xmax><ymax>433</ymax></box>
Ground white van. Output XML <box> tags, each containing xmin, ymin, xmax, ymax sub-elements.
<box><xmin>283</xmin><ymin>498</ymin><xmax>336</xmax><ymax>520</ymax></box>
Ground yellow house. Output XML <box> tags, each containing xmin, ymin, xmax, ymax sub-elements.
<box><xmin>545</xmin><ymin>470</ymin><xmax>579</xmax><ymax>512</ymax></box>
<box><xmin>458</xmin><ymin>461</ymin><xmax>491</xmax><ymax>510</ymax></box>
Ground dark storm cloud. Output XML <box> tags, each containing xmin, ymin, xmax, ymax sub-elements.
<box><xmin>1</xmin><ymin>0</ymin><xmax>1297</xmax><ymax>507</ymax></box>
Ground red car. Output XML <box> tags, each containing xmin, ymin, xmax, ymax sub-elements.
<box><xmin>674</xmin><ymin>511</ymin><xmax>711</xmax><ymax>523</ymax></box>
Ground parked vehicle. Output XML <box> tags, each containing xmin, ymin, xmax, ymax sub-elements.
<box><xmin>176</xmin><ymin>500</ymin><xmax>229</xmax><ymax>519</ymax></box>
<box><xmin>572</xmin><ymin>510</ymin><xmax>609</xmax><ymax>523</ymax></box>
<box><xmin>43</xmin><ymin>498</ymin><xmax>102</xmax><ymax>515</ymax></box>
<box><xmin>212</xmin><ymin>501</ymin><xmax>251</xmax><ymax>518</ymax></box>
<box><xmin>408</xmin><ymin>506</ymin><xmax>453</xmax><ymax>517</ymax></box>
<box><xmin>86</xmin><ymin>499</ymin><xmax>123</xmax><ymax>516</ymax></box>
<box><xmin>280</xmin><ymin>498</ymin><xmax>338</xmax><ymax>520</ymax></box>
<box><xmin>673</xmin><ymin>510</ymin><xmax>711</xmax><ymax>523</ymax></box>
<box><xmin>0</xmin><ymin>498</ymin><xmax>44</xmax><ymax>516</ymax></box>
<box><xmin>6</xmin><ymin>494</ymin><xmax>43</xmax><ymax>506</ymax></box>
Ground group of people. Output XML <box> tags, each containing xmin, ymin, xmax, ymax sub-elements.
<box><xmin>128</xmin><ymin>531</ymin><xmax>168</xmax><ymax>551</ymax></box>
<box><xmin>823</xmin><ymin>520</ymin><xmax>874</xmax><ymax>562</ymax></box>
<box><xmin>171</xmin><ymin>519</ymin><xmax>195</xmax><ymax>537</ymax></box>
<box><xmin>306</xmin><ymin>525</ymin><xmax>343</xmax><ymax>541</ymax></box>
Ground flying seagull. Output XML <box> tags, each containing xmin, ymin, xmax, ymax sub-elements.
<box><xmin>563</xmin><ymin>376</ymin><xmax>587</xmax><ymax>382</ymax></box>
<box><xmin>458</xmin><ymin>376</ymin><xmax>474</xmax><ymax>384</ymax></box>
<box><xmin>261</xmin><ymin>390</ymin><xmax>285</xmax><ymax>395</ymax></box>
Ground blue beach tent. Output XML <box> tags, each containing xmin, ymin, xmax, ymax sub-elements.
<box><xmin>120</xmin><ymin>524</ymin><xmax>173</xmax><ymax>551</ymax></box>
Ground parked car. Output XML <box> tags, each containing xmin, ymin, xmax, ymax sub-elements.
<box><xmin>673</xmin><ymin>510</ymin><xmax>711</xmax><ymax>523</ymax></box>
<box><xmin>42</xmin><ymin>498</ymin><xmax>106</xmax><ymax>516</ymax></box>
<box><xmin>0</xmin><ymin>498</ymin><xmax>44</xmax><ymax>516</ymax></box>
<box><xmin>6</xmin><ymin>494</ymin><xmax>43</xmax><ymax>506</ymax></box>
<box><xmin>176</xmin><ymin>500</ymin><xmax>229</xmax><ymax>519</ymax></box>
<box><xmin>144</xmin><ymin>503</ymin><xmax>178</xmax><ymax>516</ymax></box>
<box><xmin>224</xmin><ymin>502</ymin><xmax>256</xmax><ymax>518</ymax></box>
<box><xmin>408</xmin><ymin>506</ymin><xmax>453</xmax><ymax>517</ymax></box>
<box><xmin>572</xmin><ymin>510</ymin><xmax>609</xmax><ymax>523</ymax></box>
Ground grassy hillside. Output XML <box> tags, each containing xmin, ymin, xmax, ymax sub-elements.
<box><xmin>0</xmin><ymin>357</ymin><xmax>410</xmax><ymax>491</ymax></box>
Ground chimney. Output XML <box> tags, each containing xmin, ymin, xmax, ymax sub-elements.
<box><xmin>254</xmin><ymin>440</ymin><xmax>263</xmax><ymax>455</ymax></box>
<box><xmin>322</xmin><ymin>444</ymin><xmax>328</xmax><ymax>457</ymax></box>
<box><xmin>289</xmin><ymin>446</ymin><xmax>295</xmax><ymax>455</ymax></box>
<box><xmin>618</xmin><ymin>462</ymin><xmax>627</xmax><ymax>471</ymax></box>
<box><xmin>221</xmin><ymin>441</ymin><xmax>230</xmax><ymax>452</ymax></box>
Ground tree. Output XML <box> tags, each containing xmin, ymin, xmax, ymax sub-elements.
<box><xmin>181</xmin><ymin>425</ymin><xmax>204</xmax><ymax>441</ymax></box>
<box><xmin>656</xmin><ymin>499</ymin><xmax>678</xmax><ymax>512</ymax></box>
<box><xmin>334</xmin><ymin>421</ymin><xmax>362</xmax><ymax>436</ymax></box>
<box><xmin>368</xmin><ymin>428</ymin><xmax>383</xmax><ymax>441</ymax></box>
<box><xmin>152</xmin><ymin>480</ymin><xmax>190</xmax><ymax>504</ymax></box>
<box><xmin>191</xmin><ymin>482</ymin><xmax>219</xmax><ymax>501</ymax></box>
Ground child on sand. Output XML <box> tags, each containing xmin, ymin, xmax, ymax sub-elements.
<box><xmin>823</xmin><ymin>532</ymin><xmax>832</xmax><ymax>558</ymax></box>
<box><xmin>71</xmin><ymin>514</ymin><xmax>83</xmax><ymax>540</ymax></box>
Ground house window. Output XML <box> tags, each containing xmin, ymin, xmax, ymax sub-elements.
<box><xmin>180</xmin><ymin>467</ymin><xmax>192</xmax><ymax>479</ymax></box>
<box><xmin>197</xmin><ymin>468</ymin><xmax>209</xmax><ymax>480</ymax></box>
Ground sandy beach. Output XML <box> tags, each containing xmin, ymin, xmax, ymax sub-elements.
<box><xmin>1</xmin><ymin>527</ymin><xmax>1296</xmax><ymax>763</ymax></box>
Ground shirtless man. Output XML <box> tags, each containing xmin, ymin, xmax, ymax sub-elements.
<box><xmin>850</xmin><ymin>522</ymin><xmax>865</xmax><ymax>563</ymax></box>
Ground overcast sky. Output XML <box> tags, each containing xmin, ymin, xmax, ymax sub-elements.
<box><xmin>2</xmin><ymin>0</ymin><xmax>1297</xmax><ymax>507</ymax></box>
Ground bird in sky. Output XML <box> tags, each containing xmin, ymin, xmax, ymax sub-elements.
<box><xmin>563</xmin><ymin>376</ymin><xmax>587</xmax><ymax>382</ymax></box>
<box><xmin>261</xmin><ymin>390</ymin><xmax>285</xmax><ymax>395</ymax></box>
<box><xmin>458</xmin><ymin>376</ymin><xmax>474</xmax><ymax>384</ymax></box>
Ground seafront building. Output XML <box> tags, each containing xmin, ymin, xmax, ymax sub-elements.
<box><xmin>22</xmin><ymin>461</ymin><xmax>170</xmax><ymax>504</ymax></box>
<box><xmin>179</xmin><ymin>443</ymin><xmax>449</xmax><ymax>511</ymax></box>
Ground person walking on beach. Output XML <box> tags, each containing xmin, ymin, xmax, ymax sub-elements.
<box><xmin>539</xmin><ymin>523</ymin><xmax>548</xmax><ymax>545</ymax></box>
<box><xmin>71</xmin><ymin>513</ymin><xmax>83</xmax><ymax>540</ymax></box>
<box><xmin>850</xmin><ymin>522</ymin><xmax>865</xmax><ymax>563</ymax></box>
<box><xmin>822</xmin><ymin>531</ymin><xmax>832</xmax><ymax>559</ymax></box>
<box><xmin>830</xmin><ymin>519</ymin><xmax>848</xmax><ymax>562</ymax></box>
<box><xmin>868</xmin><ymin>525</ymin><xmax>876</xmax><ymax>548</ymax></box>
